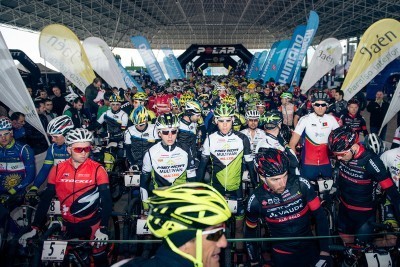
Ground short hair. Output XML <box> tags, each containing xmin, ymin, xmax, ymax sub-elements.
<box><xmin>44</xmin><ymin>98</ymin><xmax>53</xmax><ymax>104</ymax></box>
<box><xmin>336</xmin><ymin>90</ymin><xmax>344</xmax><ymax>97</ymax></box>
<box><xmin>10</xmin><ymin>112</ymin><xmax>25</xmax><ymax>121</ymax></box>
<box><xmin>73</xmin><ymin>97</ymin><xmax>84</xmax><ymax>104</ymax></box>
<box><xmin>34</xmin><ymin>99</ymin><xmax>45</xmax><ymax>109</ymax></box>
<box><xmin>93</xmin><ymin>77</ymin><xmax>102</xmax><ymax>84</ymax></box>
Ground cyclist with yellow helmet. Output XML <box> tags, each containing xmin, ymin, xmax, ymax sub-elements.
<box><xmin>221</xmin><ymin>95</ymin><xmax>246</xmax><ymax>131</ymax></box>
<box><xmin>198</xmin><ymin>103</ymin><xmax>257</xmax><ymax>262</ymax></box>
<box><xmin>117</xmin><ymin>183</ymin><xmax>231</xmax><ymax>267</ymax></box>
<box><xmin>127</xmin><ymin>92</ymin><xmax>156</xmax><ymax>123</ymax></box>
<box><xmin>124</xmin><ymin>106</ymin><xmax>159</xmax><ymax>171</ymax></box>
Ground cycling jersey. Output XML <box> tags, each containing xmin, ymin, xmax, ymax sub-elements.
<box><xmin>34</xmin><ymin>143</ymin><xmax>69</xmax><ymax>188</ymax></box>
<box><xmin>124</xmin><ymin>124</ymin><xmax>159</xmax><ymax>167</ymax></box>
<box><xmin>47</xmin><ymin>158</ymin><xmax>109</xmax><ymax>223</ymax></box>
<box><xmin>0</xmin><ymin>139</ymin><xmax>35</xmax><ymax>194</ymax></box>
<box><xmin>392</xmin><ymin>126</ymin><xmax>400</xmax><ymax>148</ymax></box>
<box><xmin>340</xmin><ymin>112</ymin><xmax>368</xmax><ymax>136</ymax></box>
<box><xmin>380</xmin><ymin>147</ymin><xmax>400</xmax><ymax>186</ymax></box>
<box><xmin>140</xmin><ymin>142</ymin><xmax>196</xmax><ymax>202</ymax></box>
<box><xmin>337</xmin><ymin>145</ymin><xmax>396</xmax><ymax>211</ymax></box>
<box><xmin>278</xmin><ymin>103</ymin><xmax>297</xmax><ymax>128</ymax></box>
<box><xmin>199</xmin><ymin>130</ymin><xmax>256</xmax><ymax>191</ymax></box>
<box><xmin>245</xmin><ymin>175</ymin><xmax>329</xmax><ymax>256</ymax></box>
<box><xmin>154</xmin><ymin>94</ymin><xmax>172</xmax><ymax>116</ymax></box>
<box><xmin>97</xmin><ymin>109</ymin><xmax>129</xmax><ymax>141</ymax></box>
<box><xmin>294</xmin><ymin>112</ymin><xmax>339</xmax><ymax>166</ymax></box>
<box><xmin>240</xmin><ymin>128</ymin><xmax>267</xmax><ymax>158</ymax></box>
<box><xmin>295</xmin><ymin>100</ymin><xmax>313</xmax><ymax>118</ymax></box>
<box><xmin>233</xmin><ymin>112</ymin><xmax>246</xmax><ymax>131</ymax></box>
<box><xmin>178</xmin><ymin>117</ymin><xmax>198</xmax><ymax>158</ymax></box>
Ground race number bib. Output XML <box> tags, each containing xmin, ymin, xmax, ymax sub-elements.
<box><xmin>41</xmin><ymin>241</ymin><xmax>67</xmax><ymax>261</ymax></box>
<box><xmin>47</xmin><ymin>200</ymin><xmax>61</xmax><ymax>215</ymax></box>
<box><xmin>365</xmin><ymin>252</ymin><xmax>392</xmax><ymax>267</ymax></box>
<box><xmin>124</xmin><ymin>173</ymin><xmax>140</xmax><ymax>187</ymax></box>
<box><xmin>227</xmin><ymin>199</ymin><xmax>238</xmax><ymax>214</ymax></box>
<box><xmin>317</xmin><ymin>179</ymin><xmax>333</xmax><ymax>193</ymax></box>
<box><xmin>136</xmin><ymin>218</ymin><xmax>151</xmax><ymax>235</ymax></box>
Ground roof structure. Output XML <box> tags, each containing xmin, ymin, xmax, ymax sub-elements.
<box><xmin>0</xmin><ymin>0</ymin><xmax>399</xmax><ymax>50</ymax></box>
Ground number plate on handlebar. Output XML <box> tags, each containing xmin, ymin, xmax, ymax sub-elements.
<box><xmin>47</xmin><ymin>200</ymin><xmax>61</xmax><ymax>215</ymax></box>
<box><xmin>226</xmin><ymin>200</ymin><xmax>238</xmax><ymax>214</ymax></box>
<box><xmin>136</xmin><ymin>218</ymin><xmax>151</xmax><ymax>235</ymax></box>
<box><xmin>317</xmin><ymin>179</ymin><xmax>333</xmax><ymax>192</ymax></box>
<box><xmin>41</xmin><ymin>241</ymin><xmax>67</xmax><ymax>261</ymax></box>
<box><xmin>365</xmin><ymin>252</ymin><xmax>392</xmax><ymax>267</ymax></box>
<box><xmin>124</xmin><ymin>173</ymin><xmax>140</xmax><ymax>187</ymax></box>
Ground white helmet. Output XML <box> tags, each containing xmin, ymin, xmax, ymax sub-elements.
<box><xmin>365</xmin><ymin>133</ymin><xmax>385</xmax><ymax>155</ymax></box>
<box><xmin>65</xmin><ymin>128</ymin><xmax>93</xmax><ymax>145</ymax></box>
<box><xmin>65</xmin><ymin>93</ymin><xmax>79</xmax><ymax>103</ymax></box>
<box><xmin>47</xmin><ymin>115</ymin><xmax>74</xmax><ymax>136</ymax></box>
<box><xmin>245</xmin><ymin>110</ymin><xmax>260</xmax><ymax>120</ymax></box>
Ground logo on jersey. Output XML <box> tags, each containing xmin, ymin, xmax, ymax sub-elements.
<box><xmin>322</xmin><ymin>122</ymin><xmax>328</xmax><ymax>126</ymax></box>
<box><xmin>69</xmin><ymin>187</ymin><xmax>99</xmax><ymax>217</ymax></box>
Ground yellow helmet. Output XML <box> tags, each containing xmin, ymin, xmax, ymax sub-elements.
<box><xmin>129</xmin><ymin>106</ymin><xmax>149</xmax><ymax>125</ymax></box>
<box><xmin>146</xmin><ymin>183</ymin><xmax>231</xmax><ymax>266</ymax></box>
<box><xmin>109</xmin><ymin>94</ymin><xmax>123</xmax><ymax>103</ymax></box>
<box><xmin>132</xmin><ymin>92</ymin><xmax>148</xmax><ymax>101</ymax></box>
<box><xmin>221</xmin><ymin>94</ymin><xmax>237</xmax><ymax>107</ymax></box>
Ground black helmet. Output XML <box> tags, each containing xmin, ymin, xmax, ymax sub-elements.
<box><xmin>279</xmin><ymin>124</ymin><xmax>292</xmax><ymax>144</ymax></box>
<box><xmin>328</xmin><ymin>126</ymin><xmax>358</xmax><ymax>153</ymax></box>
<box><xmin>254</xmin><ymin>148</ymin><xmax>289</xmax><ymax>178</ymax></box>
<box><xmin>311</xmin><ymin>91</ymin><xmax>329</xmax><ymax>103</ymax></box>
<box><xmin>260</xmin><ymin>110</ymin><xmax>283</xmax><ymax>130</ymax></box>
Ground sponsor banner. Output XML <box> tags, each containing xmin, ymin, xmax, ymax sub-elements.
<box><xmin>39</xmin><ymin>24</ymin><xmax>95</xmax><ymax>93</ymax></box>
<box><xmin>380</xmin><ymin>82</ymin><xmax>400</xmax><ymax>134</ymax></box>
<box><xmin>131</xmin><ymin>36</ymin><xmax>167</xmax><ymax>85</ymax></box>
<box><xmin>342</xmin><ymin>18</ymin><xmax>400</xmax><ymax>101</ymax></box>
<box><xmin>275</xmin><ymin>25</ymin><xmax>307</xmax><ymax>85</ymax></box>
<box><xmin>301</xmin><ymin>38</ymin><xmax>342</xmax><ymax>94</ymax></box>
<box><xmin>258</xmin><ymin>41</ymin><xmax>279</xmax><ymax>80</ymax></box>
<box><xmin>0</xmin><ymin>31</ymin><xmax>49</xmax><ymax>144</ymax></box>
<box><xmin>292</xmin><ymin>11</ymin><xmax>319</xmax><ymax>86</ymax></box>
<box><xmin>82</xmin><ymin>37</ymin><xmax>126</xmax><ymax>89</ymax></box>
<box><xmin>161</xmin><ymin>48</ymin><xmax>185</xmax><ymax>79</ymax></box>
<box><xmin>246</xmin><ymin>52</ymin><xmax>261</xmax><ymax>79</ymax></box>
<box><xmin>249</xmin><ymin>50</ymin><xmax>268</xmax><ymax>80</ymax></box>
<box><xmin>196</xmin><ymin>46</ymin><xmax>236</xmax><ymax>55</ymax></box>
<box><xmin>262</xmin><ymin>40</ymin><xmax>291</xmax><ymax>83</ymax></box>
<box><xmin>115</xmin><ymin>60</ymin><xmax>143</xmax><ymax>92</ymax></box>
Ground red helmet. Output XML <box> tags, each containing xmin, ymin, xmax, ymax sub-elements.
<box><xmin>328</xmin><ymin>126</ymin><xmax>358</xmax><ymax>153</ymax></box>
<box><xmin>254</xmin><ymin>148</ymin><xmax>289</xmax><ymax>178</ymax></box>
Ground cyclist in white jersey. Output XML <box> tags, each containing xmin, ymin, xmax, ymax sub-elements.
<box><xmin>240</xmin><ymin>109</ymin><xmax>266</xmax><ymax>159</ymax></box>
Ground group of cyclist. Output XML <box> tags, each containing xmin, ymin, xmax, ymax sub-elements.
<box><xmin>0</xmin><ymin>74</ymin><xmax>397</xmax><ymax>267</ymax></box>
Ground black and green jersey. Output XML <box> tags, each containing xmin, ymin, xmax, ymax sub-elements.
<box><xmin>202</xmin><ymin>130</ymin><xmax>252</xmax><ymax>191</ymax></box>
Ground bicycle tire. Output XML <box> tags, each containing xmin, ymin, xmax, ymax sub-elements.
<box><xmin>108</xmin><ymin>215</ymin><xmax>120</xmax><ymax>265</ymax></box>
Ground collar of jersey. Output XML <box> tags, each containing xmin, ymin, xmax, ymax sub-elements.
<box><xmin>1</xmin><ymin>138</ymin><xmax>15</xmax><ymax>149</ymax></box>
<box><xmin>136</xmin><ymin>123</ymin><xmax>148</xmax><ymax>132</ymax></box>
<box><xmin>161</xmin><ymin>142</ymin><xmax>177</xmax><ymax>151</ymax></box>
<box><xmin>217</xmin><ymin>130</ymin><xmax>233</xmax><ymax>137</ymax></box>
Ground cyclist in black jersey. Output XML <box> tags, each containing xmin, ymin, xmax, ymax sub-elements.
<box><xmin>178</xmin><ymin>101</ymin><xmax>202</xmax><ymax>161</ymax></box>
<box><xmin>245</xmin><ymin>148</ymin><xmax>330</xmax><ymax>267</ymax></box>
<box><xmin>328</xmin><ymin>126</ymin><xmax>400</xmax><ymax>245</ymax></box>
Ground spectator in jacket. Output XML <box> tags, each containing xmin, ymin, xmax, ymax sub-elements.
<box><xmin>367</xmin><ymin>90</ymin><xmax>389</xmax><ymax>140</ymax></box>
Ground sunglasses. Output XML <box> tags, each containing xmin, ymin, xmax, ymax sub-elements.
<box><xmin>333</xmin><ymin>148</ymin><xmax>354</xmax><ymax>158</ymax></box>
<box><xmin>248</xmin><ymin>119</ymin><xmax>259</xmax><ymax>122</ymax></box>
<box><xmin>203</xmin><ymin>226</ymin><xmax>226</xmax><ymax>242</ymax></box>
<box><xmin>72</xmin><ymin>146</ymin><xmax>92</xmax><ymax>153</ymax></box>
<box><xmin>0</xmin><ymin>131</ymin><xmax>11</xmax><ymax>138</ymax></box>
<box><xmin>161</xmin><ymin>129</ymin><xmax>178</xmax><ymax>135</ymax></box>
<box><xmin>313</xmin><ymin>103</ymin><xmax>327</xmax><ymax>107</ymax></box>
<box><xmin>217</xmin><ymin>119</ymin><xmax>232</xmax><ymax>123</ymax></box>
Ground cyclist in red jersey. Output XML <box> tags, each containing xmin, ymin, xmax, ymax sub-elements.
<box><xmin>19</xmin><ymin>128</ymin><xmax>112</xmax><ymax>267</ymax></box>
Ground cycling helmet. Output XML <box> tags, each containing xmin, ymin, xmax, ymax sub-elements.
<box><xmin>211</xmin><ymin>89</ymin><xmax>219</xmax><ymax>96</ymax></box>
<box><xmin>279</xmin><ymin>124</ymin><xmax>292</xmax><ymax>144</ymax></box>
<box><xmin>221</xmin><ymin>95</ymin><xmax>237</xmax><ymax>107</ymax></box>
<box><xmin>47</xmin><ymin>115</ymin><xmax>74</xmax><ymax>136</ymax></box>
<box><xmin>255</xmin><ymin>101</ymin><xmax>265</xmax><ymax>108</ymax></box>
<box><xmin>247</xmin><ymin>83</ymin><xmax>256</xmax><ymax>90</ymax></box>
<box><xmin>311</xmin><ymin>91</ymin><xmax>329</xmax><ymax>103</ymax></box>
<box><xmin>254</xmin><ymin>148</ymin><xmax>289</xmax><ymax>178</ymax></box>
<box><xmin>280</xmin><ymin>92</ymin><xmax>293</xmax><ymax>99</ymax></box>
<box><xmin>170</xmin><ymin>97</ymin><xmax>181</xmax><ymax>109</ymax></box>
<box><xmin>146</xmin><ymin>182</ymin><xmax>231</xmax><ymax>267</ymax></box>
<box><xmin>65</xmin><ymin>93</ymin><xmax>79</xmax><ymax>103</ymax></box>
<box><xmin>185</xmin><ymin>101</ymin><xmax>202</xmax><ymax>114</ymax></box>
<box><xmin>155</xmin><ymin>113</ymin><xmax>179</xmax><ymax>130</ymax></box>
<box><xmin>198</xmin><ymin>94</ymin><xmax>209</xmax><ymax>102</ymax></box>
<box><xmin>364</xmin><ymin>133</ymin><xmax>385</xmax><ymax>155</ymax></box>
<box><xmin>65</xmin><ymin>128</ymin><xmax>94</xmax><ymax>145</ymax></box>
<box><xmin>109</xmin><ymin>94</ymin><xmax>124</xmax><ymax>103</ymax></box>
<box><xmin>132</xmin><ymin>92</ymin><xmax>148</xmax><ymax>101</ymax></box>
<box><xmin>214</xmin><ymin>103</ymin><xmax>235</xmax><ymax>118</ymax></box>
<box><xmin>0</xmin><ymin>117</ymin><xmax>12</xmax><ymax>131</ymax></box>
<box><xmin>328</xmin><ymin>126</ymin><xmax>358</xmax><ymax>153</ymax></box>
<box><xmin>261</xmin><ymin>110</ymin><xmax>283</xmax><ymax>130</ymax></box>
<box><xmin>130</xmin><ymin>106</ymin><xmax>149</xmax><ymax>125</ymax></box>
<box><xmin>245</xmin><ymin>110</ymin><xmax>260</xmax><ymax>120</ymax></box>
